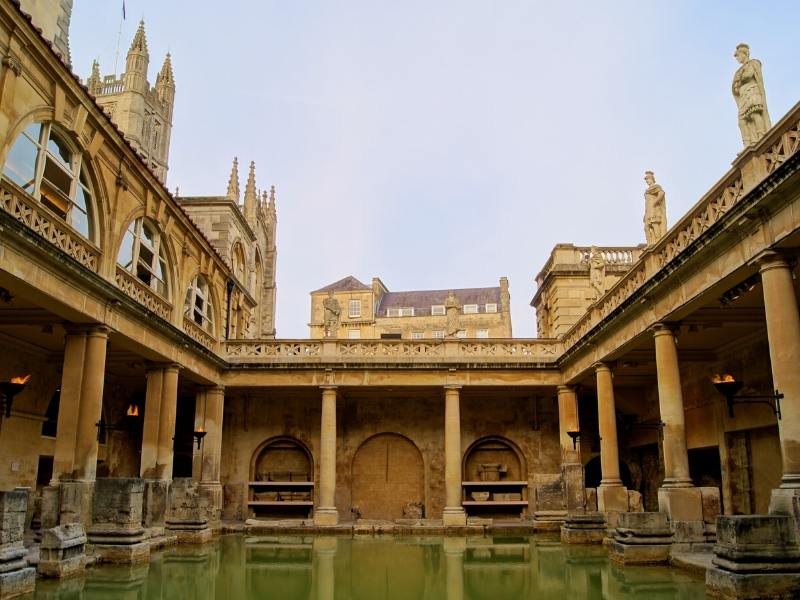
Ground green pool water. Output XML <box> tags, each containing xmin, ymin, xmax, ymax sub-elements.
<box><xmin>34</xmin><ymin>534</ymin><xmax>708</xmax><ymax>599</ymax></box>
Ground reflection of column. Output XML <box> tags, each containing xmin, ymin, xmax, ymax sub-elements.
<box><xmin>652</xmin><ymin>324</ymin><xmax>692</xmax><ymax>486</ymax></box>
<box><xmin>315</xmin><ymin>385</ymin><xmax>338</xmax><ymax>525</ymax></box>
<box><xmin>443</xmin><ymin>537</ymin><xmax>465</xmax><ymax>600</ymax></box>
<box><xmin>140</xmin><ymin>365</ymin><xmax>164</xmax><ymax>479</ymax></box>
<box><xmin>443</xmin><ymin>385</ymin><xmax>466</xmax><ymax>526</ymax></box>
<box><xmin>557</xmin><ymin>385</ymin><xmax>580</xmax><ymax>464</ymax></box>
<box><xmin>195</xmin><ymin>386</ymin><xmax>225</xmax><ymax>522</ymax></box>
<box><xmin>595</xmin><ymin>363</ymin><xmax>627</xmax><ymax>513</ymax></box>
<box><xmin>73</xmin><ymin>326</ymin><xmax>109</xmax><ymax>481</ymax></box>
<box><xmin>760</xmin><ymin>253</ymin><xmax>800</xmax><ymax>513</ymax></box>
<box><xmin>52</xmin><ymin>329</ymin><xmax>87</xmax><ymax>482</ymax></box>
<box><xmin>313</xmin><ymin>537</ymin><xmax>337</xmax><ymax>600</ymax></box>
<box><xmin>155</xmin><ymin>364</ymin><xmax>180</xmax><ymax>480</ymax></box>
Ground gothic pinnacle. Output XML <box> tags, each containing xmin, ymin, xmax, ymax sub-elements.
<box><xmin>129</xmin><ymin>20</ymin><xmax>149</xmax><ymax>55</ymax></box>
<box><xmin>243</xmin><ymin>161</ymin><xmax>257</xmax><ymax>224</ymax></box>
<box><xmin>226</xmin><ymin>157</ymin><xmax>240</xmax><ymax>202</ymax></box>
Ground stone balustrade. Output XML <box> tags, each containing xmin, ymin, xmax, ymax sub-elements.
<box><xmin>226</xmin><ymin>338</ymin><xmax>561</xmax><ymax>365</ymax></box>
<box><xmin>0</xmin><ymin>179</ymin><xmax>101</xmax><ymax>272</ymax></box>
<box><xmin>114</xmin><ymin>266</ymin><xmax>173</xmax><ymax>322</ymax></box>
<box><xmin>183</xmin><ymin>316</ymin><xmax>216</xmax><ymax>350</ymax></box>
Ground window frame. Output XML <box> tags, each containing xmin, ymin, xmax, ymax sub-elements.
<box><xmin>411</xmin><ymin>331</ymin><xmax>424</xmax><ymax>340</ymax></box>
<box><xmin>476</xmin><ymin>329</ymin><xmax>489</xmax><ymax>339</ymax></box>
<box><xmin>432</xmin><ymin>330</ymin><xmax>445</xmax><ymax>339</ymax></box>
<box><xmin>485</xmin><ymin>303</ymin><xmax>498</xmax><ymax>313</ymax></box>
<box><xmin>463</xmin><ymin>304</ymin><xmax>479</xmax><ymax>314</ymax></box>
<box><xmin>2</xmin><ymin>121</ymin><xmax>97</xmax><ymax>241</ymax></box>
<box><xmin>431</xmin><ymin>305</ymin><xmax>445</xmax><ymax>316</ymax></box>
<box><xmin>185</xmin><ymin>274</ymin><xmax>215</xmax><ymax>332</ymax></box>
<box><xmin>118</xmin><ymin>217</ymin><xmax>169</xmax><ymax>297</ymax></box>
<box><xmin>348</xmin><ymin>299</ymin><xmax>362</xmax><ymax>318</ymax></box>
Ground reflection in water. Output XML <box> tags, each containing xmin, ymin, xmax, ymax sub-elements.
<box><xmin>35</xmin><ymin>534</ymin><xmax>708</xmax><ymax>599</ymax></box>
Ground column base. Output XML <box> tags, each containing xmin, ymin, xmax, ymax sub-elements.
<box><xmin>442</xmin><ymin>507</ymin><xmax>467</xmax><ymax>527</ymax></box>
<box><xmin>198</xmin><ymin>482</ymin><xmax>223</xmax><ymax>524</ymax></box>
<box><xmin>142</xmin><ymin>479</ymin><xmax>170</xmax><ymax>529</ymax></box>
<box><xmin>658</xmin><ymin>486</ymin><xmax>703</xmax><ymax>521</ymax></box>
<box><xmin>314</xmin><ymin>507</ymin><xmax>339</xmax><ymax>527</ymax></box>
<box><xmin>0</xmin><ymin>567</ymin><xmax>35</xmax><ymax>598</ymax></box>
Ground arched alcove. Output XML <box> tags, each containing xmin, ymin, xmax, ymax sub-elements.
<box><xmin>351</xmin><ymin>433</ymin><xmax>424</xmax><ymax>520</ymax></box>
<box><xmin>463</xmin><ymin>436</ymin><xmax>525</xmax><ymax>482</ymax></box>
<box><xmin>250</xmin><ymin>437</ymin><xmax>313</xmax><ymax>482</ymax></box>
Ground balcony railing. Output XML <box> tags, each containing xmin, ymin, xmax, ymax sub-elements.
<box><xmin>0</xmin><ymin>180</ymin><xmax>100</xmax><ymax>271</ymax></box>
<box><xmin>225</xmin><ymin>338</ymin><xmax>560</xmax><ymax>365</ymax></box>
<box><xmin>115</xmin><ymin>266</ymin><xmax>172</xmax><ymax>321</ymax></box>
<box><xmin>183</xmin><ymin>315</ymin><xmax>216</xmax><ymax>350</ymax></box>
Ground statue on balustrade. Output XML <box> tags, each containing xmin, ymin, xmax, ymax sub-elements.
<box><xmin>732</xmin><ymin>43</ymin><xmax>771</xmax><ymax>147</ymax></box>
<box><xmin>589</xmin><ymin>247</ymin><xmax>606</xmax><ymax>300</ymax></box>
<box><xmin>643</xmin><ymin>171</ymin><xmax>667</xmax><ymax>246</ymax></box>
<box><xmin>323</xmin><ymin>291</ymin><xmax>341</xmax><ymax>338</ymax></box>
<box><xmin>445</xmin><ymin>291</ymin><xmax>460</xmax><ymax>338</ymax></box>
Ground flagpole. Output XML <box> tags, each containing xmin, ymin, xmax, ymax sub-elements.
<box><xmin>113</xmin><ymin>1</ymin><xmax>125</xmax><ymax>78</ymax></box>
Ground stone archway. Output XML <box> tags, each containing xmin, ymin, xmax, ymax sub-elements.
<box><xmin>351</xmin><ymin>433</ymin><xmax>425</xmax><ymax>520</ymax></box>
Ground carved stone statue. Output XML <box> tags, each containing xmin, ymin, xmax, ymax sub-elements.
<box><xmin>732</xmin><ymin>43</ymin><xmax>771</xmax><ymax>147</ymax></box>
<box><xmin>444</xmin><ymin>291</ymin><xmax>460</xmax><ymax>338</ymax></box>
<box><xmin>589</xmin><ymin>247</ymin><xmax>606</xmax><ymax>300</ymax></box>
<box><xmin>643</xmin><ymin>171</ymin><xmax>667</xmax><ymax>246</ymax></box>
<box><xmin>322</xmin><ymin>291</ymin><xmax>340</xmax><ymax>338</ymax></box>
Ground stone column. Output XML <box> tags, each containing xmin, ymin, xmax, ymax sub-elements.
<box><xmin>0</xmin><ymin>491</ymin><xmax>35</xmax><ymax>597</ymax></box>
<box><xmin>557</xmin><ymin>385</ymin><xmax>581</xmax><ymax>464</ymax></box>
<box><xmin>51</xmin><ymin>329</ymin><xmax>87</xmax><ymax>482</ymax></box>
<box><xmin>73</xmin><ymin>326</ymin><xmax>109</xmax><ymax>481</ymax></box>
<box><xmin>558</xmin><ymin>385</ymin><xmax>585</xmax><ymax>514</ymax></box>
<box><xmin>759</xmin><ymin>253</ymin><xmax>800</xmax><ymax>514</ymax></box>
<box><xmin>194</xmin><ymin>386</ymin><xmax>225</xmax><ymax>522</ymax></box>
<box><xmin>315</xmin><ymin>385</ymin><xmax>338</xmax><ymax>526</ymax></box>
<box><xmin>652</xmin><ymin>324</ymin><xmax>703</xmax><ymax>523</ymax></box>
<box><xmin>443</xmin><ymin>385</ymin><xmax>466</xmax><ymax>526</ymax></box>
<box><xmin>594</xmin><ymin>363</ymin><xmax>628</xmax><ymax>513</ymax></box>
<box><xmin>155</xmin><ymin>364</ymin><xmax>180</xmax><ymax>480</ymax></box>
<box><xmin>140</xmin><ymin>366</ymin><xmax>164</xmax><ymax>479</ymax></box>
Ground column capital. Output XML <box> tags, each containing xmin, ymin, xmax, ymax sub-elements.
<box><xmin>64</xmin><ymin>323</ymin><xmax>112</xmax><ymax>336</ymax></box>
<box><xmin>206</xmin><ymin>385</ymin><xmax>225</xmax><ymax>394</ymax></box>
<box><xmin>443</xmin><ymin>384</ymin><xmax>462</xmax><ymax>391</ymax></box>
<box><xmin>593</xmin><ymin>362</ymin><xmax>612</xmax><ymax>374</ymax></box>
<box><xmin>756</xmin><ymin>250</ymin><xmax>793</xmax><ymax>274</ymax></box>
<box><xmin>557</xmin><ymin>384</ymin><xmax>576</xmax><ymax>396</ymax></box>
<box><xmin>320</xmin><ymin>384</ymin><xmax>338</xmax><ymax>391</ymax></box>
<box><xmin>650</xmin><ymin>322</ymin><xmax>679</xmax><ymax>338</ymax></box>
<box><xmin>163</xmin><ymin>362</ymin><xmax>182</xmax><ymax>373</ymax></box>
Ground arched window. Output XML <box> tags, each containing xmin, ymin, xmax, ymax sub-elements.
<box><xmin>2</xmin><ymin>122</ymin><xmax>96</xmax><ymax>240</ymax></box>
<box><xmin>117</xmin><ymin>217</ymin><xmax>168</xmax><ymax>296</ymax></box>
<box><xmin>184</xmin><ymin>274</ymin><xmax>214</xmax><ymax>331</ymax></box>
<box><xmin>232</xmin><ymin>242</ymin><xmax>246</xmax><ymax>283</ymax></box>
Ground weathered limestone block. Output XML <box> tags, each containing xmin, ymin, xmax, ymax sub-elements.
<box><xmin>561</xmin><ymin>512</ymin><xmax>606</xmax><ymax>544</ymax></box>
<box><xmin>585</xmin><ymin>488</ymin><xmax>598</xmax><ymax>512</ymax></box>
<box><xmin>597</xmin><ymin>485</ymin><xmax>628</xmax><ymax>513</ymax></box>
<box><xmin>198</xmin><ymin>482</ymin><xmax>223</xmax><ymax>524</ymax></box>
<box><xmin>706</xmin><ymin>515</ymin><xmax>800</xmax><ymax>599</ymax></box>
<box><xmin>532</xmin><ymin>478</ymin><xmax>566</xmax><ymax>529</ymax></box>
<box><xmin>700</xmin><ymin>487</ymin><xmax>722</xmax><ymax>525</ymax></box>
<box><xmin>658</xmin><ymin>485</ymin><xmax>703</xmax><ymax>521</ymax></box>
<box><xmin>0</xmin><ymin>491</ymin><xmax>35</xmax><ymax>599</ymax></box>
<box><xmin>609</xmin><ymin>511</ymin><xmax>673</xmax><ymax>565</ymax></box>
<box><xmin>37</xmin><ymin>523</ymin><xmax>86</xmax><ymax>578</ymax></box>
<box><xmin>142</xmin><ymin>479</ymin><xmax>169</xmax><ymax>531</ymax></box>
<box><xmin>87</xmin><ymin>478</ymin><xmax>149</xmax><ymax>565</ymax></box>
<box><xmin>562</xmin><ymin>464</ymin><xmax>586</xmax><ymax>513</ymax></box>
<box><xmin>41</xmin><ymin>481</ymin><xmax>94</xmax><ymax>530</ymax></box>
<box><xmin>166</xmin><ymin>478</ymin><xmax>212</xmax><ymax>544</ymax></box>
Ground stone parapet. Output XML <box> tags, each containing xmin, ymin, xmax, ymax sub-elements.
<box><xmin>37</xmin><ymin>523</ymin><xmax>86</xmax><ymax>578</ymax></box>
<box><xmin>706</xmin><ymin>515</ymin><xmax>800</xmax><ymax>599</ymax></box>
<box><xmin>609</xmin><ymin>511</ymin><xmax>673</xmax><ymax>565</ymax></box>
<box><xmin>87</xmin><ymin>478</ymin><xmax>149</xmax><ymax>564</ymax></box>
<box><xmin>166</xmin><ymin>478</ymin><xmax>212</xmax><ymax>544</ymax></box>
<box><xmin>0</xmin><ymin>490</ymin><xmax>35</xmax><ymax>599</ymax></box>
<box><xmin>561</xmin><ymin>512</ymin><xmax>607</xmax><ymax>544</ymax></box>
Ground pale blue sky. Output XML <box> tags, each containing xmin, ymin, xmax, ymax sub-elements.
<box><xmin>70</xmin><ymin>2</ymin><xmax>800</xmax><ymax>338</ymax></box>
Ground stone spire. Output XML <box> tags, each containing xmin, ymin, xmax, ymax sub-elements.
<box><xmin>155</xmin><ymin>53</ymin><xmax>176</xmax><ymax>118</ymax></box>
<box><xmin>87</xmin><ymin>60</ymin><xmax>102</xmax><ymax>95</ymax></box>
<box><xmin>243</xmin><ymin>161</ymin><xmax>258</xmax><ymax>226</ymax></box>
<box><xmin>268</xmin><ymin>185</ymin><xmax>277</xmax><ymax>217</ymax></box>
<box><xmin>124</xmin><ymin>20</ymin><xmax>149</xmax><ymax>94</ymax></box>
<box><xmin>226</xmin><ymin>157</ymin><xmax>240</xmax><ymax>202</ymax></box>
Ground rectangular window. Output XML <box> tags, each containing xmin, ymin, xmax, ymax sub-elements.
<box><xmin>348</xmin><ymin>299</ymin><xmax>361</xmax><ymax>318</ymax></box>
<box><xmin>476</xmin><ymin>329</ymin><xmax>489</xmax><ymax>338</ymax></box>
<box><xmin>381</xmin><ymin>333</ymin><xmax>402</xmax><ymax>339</ymax></box>
<box><xmin>347</xmin><ymin>329</ymin><xmax>361</xmax><ymax>339</ymax></box>
<box><xmin>485</xmin><ymin>303</ymin><xmax>498</xmax><ymax>313</ymax></box>
<box><xmin>432</xmin><ymin>330</ymin><xmax>445</xmax><ymax>339</ymax></box>
<box><xmin>431</xmin><ymin>305</ymin><xmax>445</xmax><ymax>316</ymax></box>
<box><xmin>463</xmin><ymin>304</ymin><xmax>478</xmax><ymax>314</ymax></box>
<box><xmin>387</xmin><ymin>307</ymin><xmax>414</xmax><ymax>317</ymax></box>
<box><xmin>411</xmin><ymin>331</ymin><xmax>424</xmax><ymax>340</ymax></box>
<box><xmin>456</xmin><ymin>330</ymin><xmax>467</xmax><ymax>338</ymax></box>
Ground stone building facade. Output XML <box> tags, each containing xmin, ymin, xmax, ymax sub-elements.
<box><xmin>2</xmin><ymin>1</ymin><xmax>800</xmax><ymax>595</ymax></box>
<box><xmin>309</xmin><ymin>276</ymin><xmax>512</xmax><ymax>339</ymax></box>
